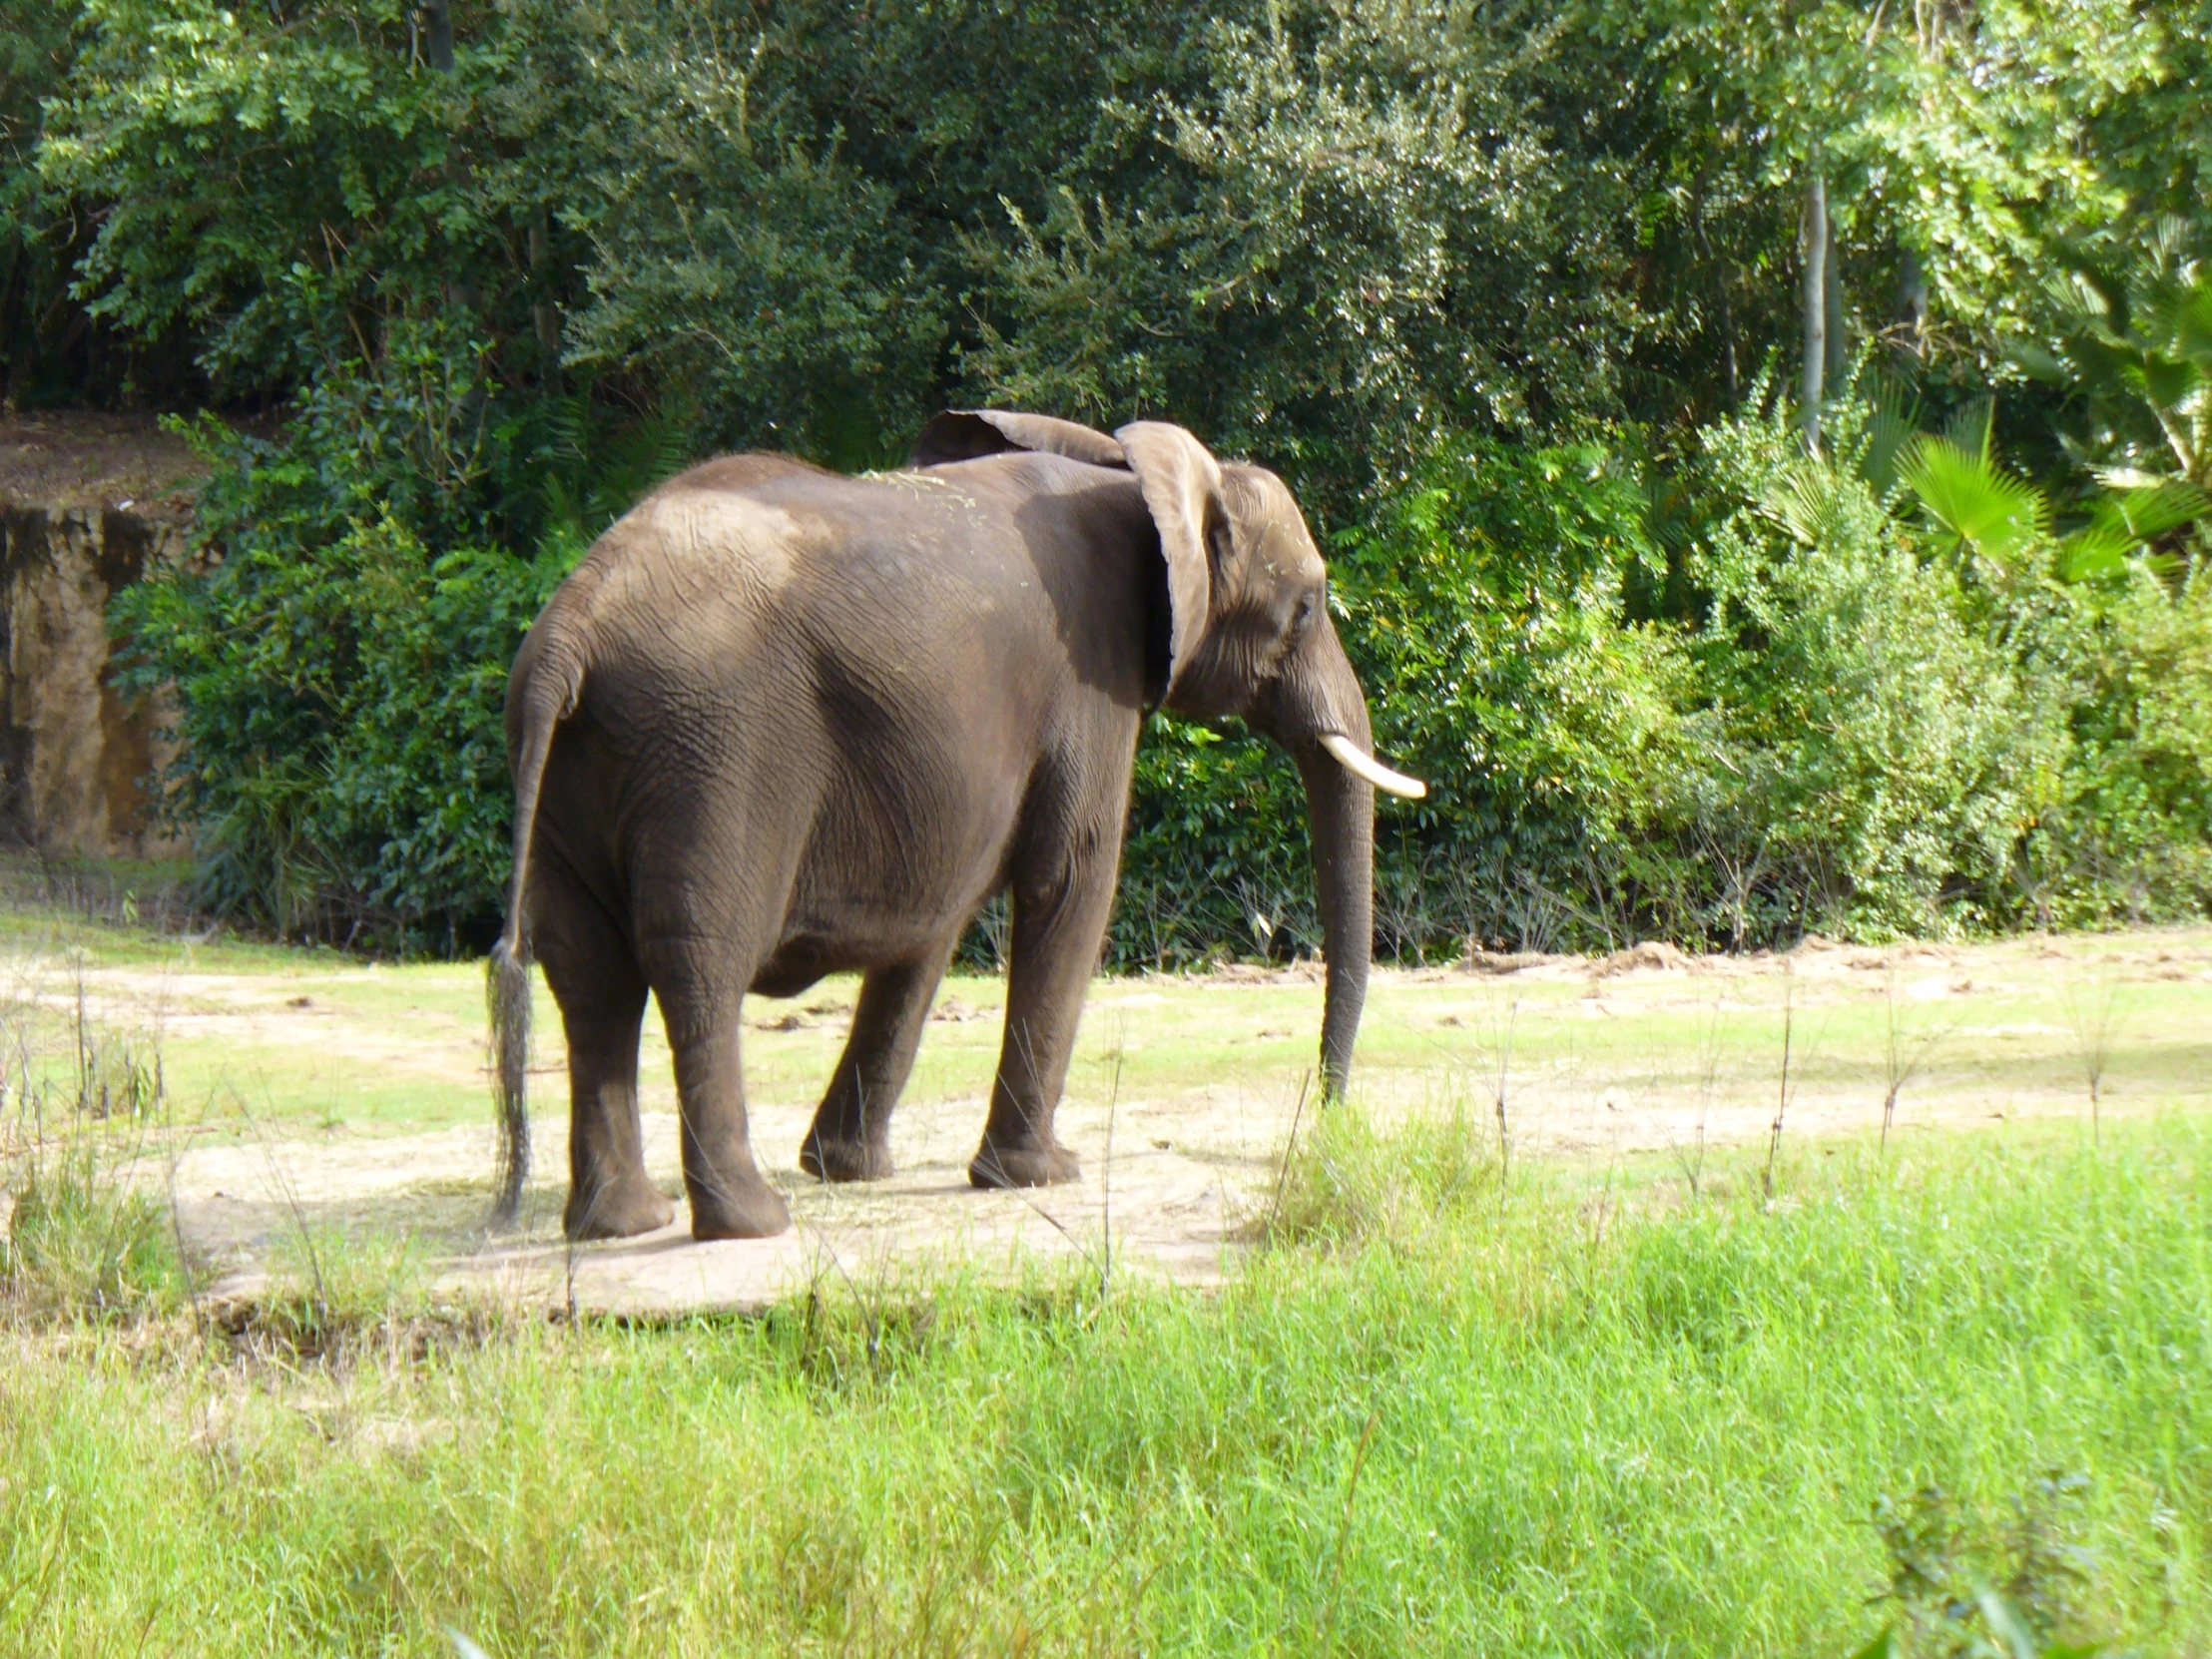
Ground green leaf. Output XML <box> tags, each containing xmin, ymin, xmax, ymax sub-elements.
<box><xmin>2059</xmin><ymin>477</ymin><xmax>2210</xmax><ymax>580</ymax></box>
<box><xmin>1846</xmin><ymin>1626</ymin><xmax>1899</xmax><ymax>1659</ymax></box>
<box><xmin>2168</xmin><ymin>281</ymin><xmax>2212</xmax><ymax>370</ymax></box>
<box><xmin>2058</xmin><ymin>524</ymin><xmax>2131</xmax><ymax>583</ymax></box>
<box><xmin>1899</xmin><ymin>435</ymin><xmax>2048</xmax><ymax>564</ymax></box>
<box><xmin>1942</xmin><ymin>397</ymin><xmax>1994</xmax><ymax>464</ymax></box>
<box><xmin>1762</xmin><ymin>459</ymin><xmax>1849</xmax><ymax>548</ymax></box>
<box><xmin>1859</xmin><ymin>375</ymin><xmax>1920</xmax><ymax>497</ymax></box>
<box><xmin>2139</xmin><ymin>352</ymin><xmax>2196</xmax><ymax>411</ymax></box>
<box><xmin>2111</xmin><ymin>478</ymin><xmax>2211</xmax><ymax>540</ymax></box>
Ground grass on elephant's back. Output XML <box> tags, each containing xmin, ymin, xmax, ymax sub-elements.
<box><xmin>2</xmin><ymin>1115</ymin><xmax>2208</xmax><ymax>1656</ymax></box>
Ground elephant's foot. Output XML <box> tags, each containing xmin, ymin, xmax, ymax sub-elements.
<box><xmin>687</xmin><ymin>1167</ymin><xmax>794</xmax><ymax>1241</ymax></box>
<box><xmin>798</xmin><ymin>1130</ymin><xmax>894</xmax><ymax>1184</ymax></box>
<box><xmin>564</xmin><ymin>1169</ymin><xmax>676</xmax><ymax>1241</ymax></box>
<box><xmin>968</xmin><ymin>1137</ymin><xmax>1081</xmax><ymax>1189</ymax></box>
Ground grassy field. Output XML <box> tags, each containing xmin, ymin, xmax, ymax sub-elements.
<box><xmin>2</xmin><ymin>866</ymin><xmax>2209</xmax><ymax>1655</ymax></box>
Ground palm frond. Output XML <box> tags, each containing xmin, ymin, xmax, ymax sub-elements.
<box><xmin>2112</xmin><ymin>478</ymin><xmax>2211</xmax><ymax>540</ymax></box>
<box><xmin>1940</xmin><ymin>396</ymin><xmax>1993</xmax><ymax>463</ymax></box>
<box><xmin>1898</xmin><ymin>435</ymin><xmax>2047</xmax><ymax>566</ymax></box>
<box><xmin>2169</xmin><ymin>280</ymin><xmax>2212</xmax><ymax>370</ymax></box>
<box><xmin>2057</xmin><ymin>478</ymin><xmax>2209</xmax><ymax>581</ymax></box>
<box><xmin>1760</xmin><ymin>458</ymin><xmax>1847</xmax><ymax>549</ymax></box>
<box><xmin>1858</xmin><ymin>373</ymin><xmax>1919</xmax><ymax>496</ymax></box>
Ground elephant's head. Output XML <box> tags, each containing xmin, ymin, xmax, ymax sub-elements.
<box><xmin>912</xmin><ymin>411</ymin><xmax>1425</xmax><ymax>1098</ymax></box>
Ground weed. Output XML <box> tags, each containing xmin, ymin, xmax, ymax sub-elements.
<box><xmin>1863</xmin><ymin>1476</ymin><xmax>2104</xmax><ymax>1657</ymax></box>
<box><xmin>2</xmin><ymin>1138</ymin><xmax>187</xmax><ymax>1319</ymax></box>
<box><xmin>2059</xmin><ymin>962</ymin><xmax>2132</xmax><ymax>1144</ymax></box>
<box><xmin>1259</xmin><ymin>1091</ymin><xmax>1500</xmax><ymax>1248</ymax></box>
<box><xmin>1264</xmin><ymin>1069</ymin><xmax>1314</xmax><ymax>1236</ymax></box>
<box><xmin>1318</xmin><ymin>1405</ymin><xmax>1382</xmax><ymax>1654</ymax></box>
<box><xmin>1881</xmin><ymin>962</ymin><xmax>1951</xmax><ymax>1151</ymax></box>
<box><xmin>1671</xmin><ymin>993</ymin><xmax>1728</xmax><ymax>1197</ymax></box>
<box><xmin>1492</xmin><ymin>993</ymin><xmax>1519</xmax><ymax>1195</ymax></box>
<box><xmin>1765</xmin><ymin>958</ymin><xmax>1799</xmax><ymax>1203</ymax></box>
<box><xmin>0</xmin><ymin>964</ymin><xmax>188</xmax><ymax>1320</ymax></box>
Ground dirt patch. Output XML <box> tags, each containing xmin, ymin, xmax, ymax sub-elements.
<box><xmin>165</xmin><ymin>1095</ymin><xmax>1253</xmax><ymax>1319</ymax></box>
<box><xmin>1594</xmin><ymin>940</ymin><xmax>1697</xmax><ymax>976</ymax></box>
<box><xmin>1464</xmin><ymin>948</ymin><xmax>1567</xmax><ymax>975</ymax></box>
<box><xmin>18</xmin><ymin>927</ymin><xmax>2207</xmax><ymax>1318</ymax></box>
<box><xmin>1181</xmin><ymin>959</ymin><xmax>1327</xmax><ymax>985</ymax></box>
<box><xmin>0</xmin><ymin>410</ymin><xmax>211</xmax><ymax>514</ymax></box>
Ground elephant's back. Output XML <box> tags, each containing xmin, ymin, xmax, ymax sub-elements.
<box><xmin>533</xmin><ymin>448</ymin><xmax>1147</xmax><ymax>763</ymax></box>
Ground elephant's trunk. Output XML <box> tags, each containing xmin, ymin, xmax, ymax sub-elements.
<box><xmin>1295</xmin><ymin>738</ymin><xmax>1374</xmax><ymax>1100</ymax></box>
<box><xmin>1268</xmin><ymin>621</ymin><xmax>1396</xmax><ymax>1101</ymax></box>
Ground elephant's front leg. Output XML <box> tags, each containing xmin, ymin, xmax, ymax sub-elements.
<box><xmin>969</xmin><ymin>850</ymin><xmax>1118</xmax><ymax>1189</ymax></box>
<box><xmin>800</xmin><ymin>955</ymin><xmax>948</xmax><ymax>1182</ymax></box>
<box><xmin>656</xmin><ymin>974</ymin><xmax>793</xmax><ymax>1240</ymax></box>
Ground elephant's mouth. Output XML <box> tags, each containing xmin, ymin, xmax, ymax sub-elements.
<box><xmin>1317</xmin><ymin>732</ymin><xmax>1426</xmax><ymax>799</ymax></box>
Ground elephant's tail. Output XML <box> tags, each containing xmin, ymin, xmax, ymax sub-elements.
<box><xmin>488</xmin><ymin>646</ymin><xmax>583</xmax><ymax>1228</ymax></box>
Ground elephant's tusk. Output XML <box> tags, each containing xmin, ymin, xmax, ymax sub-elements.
<box><xmin>1319</xmin><ymin>732</ymin><xmax>1427</xmax><ymax>799</ymax></box>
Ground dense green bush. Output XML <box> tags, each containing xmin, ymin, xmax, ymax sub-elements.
<box><xmin>1117</xmin><ymin>438</ymin><xmax>1702</xmax><ymax>964</ymax></box>
<box><xmin>115</xmin><ymin>364</ymin><xmax>2211</xmax><ymax>958</ymax></box>
<box><xmin>1115</xmin><ymin>394</ymin><xmax>2211</xmax><ymax>964</ymax></box>
<box><xmin>118</xmin><ymin>516</ymin><xmax>560</xmax><ymax>949</ymax></box>
<box><xmin>111</xmin><ymin>330</ymin><xmax>580</xmax><ymax>949</ymax></box>
<box><xmin>33</xmin><ymin>0</ymin><xmax>2209</xmax><ymax>955</ymax></box>
<box><xmin>1686</xmin><ymin>399</ymin><xmax>2062</xmax><ymax>940</ymax></box>
<box><xmin>2017</xmin><ymin>565</ymin><xmax>2212</xmax><ymax>927</ymax></box>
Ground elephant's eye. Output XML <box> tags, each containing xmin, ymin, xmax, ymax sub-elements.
<box><xmin>1294</xmin><ymin>592</ymin><xmax>1318</xmax><ymax>632</ymax></box>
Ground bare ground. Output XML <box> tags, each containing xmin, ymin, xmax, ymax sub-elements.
<box><xmin>13</xmin><ymin>928</ymin><xmax>2209</xmax><ymax>1316</ymax></box>
<box><xmin>0</xmin><ymin>409</ymin><xmax>211</xmax><ymax>513</ymax></box>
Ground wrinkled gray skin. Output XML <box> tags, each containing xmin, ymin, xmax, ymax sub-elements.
<box><xmin>490</xmin><ymin>412</ymin><xmax>1386</xmax><ymax>1241</ymax></box>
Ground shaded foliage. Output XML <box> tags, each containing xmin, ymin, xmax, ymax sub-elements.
<box><xmin>0</xmin><ymin>0</ymin><xmax>2199</xmax><ymax>952</ymax></box>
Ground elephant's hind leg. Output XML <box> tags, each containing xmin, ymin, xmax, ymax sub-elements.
<box><xmin>535</xmin><ymin>876</ymin><xmax>676</xmax><ymax>1241</ymax></box>
<box><xmin>560</xmin><ymin>991</ymin><xmax>676</xmax><ymax>1241</ymax></box>
<box><xmin>800</xmin><ymin>953</ymin><xmax>949</xmax><ymax>1182</ymax></box>
<box><xmin>654</xmin><ymin>965</ymin><xmax>793</xmax><ymax>1240</ymax></box>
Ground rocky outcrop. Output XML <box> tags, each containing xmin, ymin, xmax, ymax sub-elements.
<box><xmin>0</xmin><ymin>502</ymin><xmax>192</xmax><ymax>857</ymax></box>
<box><xmin>0</xmin><ymin>411</ymin><xmax>208</xmax><ymax>860</ymax></box>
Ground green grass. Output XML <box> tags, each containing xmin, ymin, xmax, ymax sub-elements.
<box><xmin>3</xmin><ymin>1114</ymin><xmax>2207</xmax><ymax>1656</ymax></box>
<box><xmin>3</xmin><ymin>860</ymin><xmax>2208</xmax><ymax>1653</ymax></box>
<box><xmin>0</xmin><ymin>1137</ymin><xmax>189</xmax><ymax>1320</ymax></box>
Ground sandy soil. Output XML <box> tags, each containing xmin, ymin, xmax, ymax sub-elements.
<box><xmin>0</xmin><ymin>410</ymin><xmax>211</xmax><ymax>513</ymax></box>
<box><xmin>14</xmin><ymin>929</ymin><xmax>2207</xmax><ymax>1317</ymax></box>
<box><xmin>165</xmin><ymin>1093</ymin><xmax>1248</xmax><ymax>1319</ymax></box>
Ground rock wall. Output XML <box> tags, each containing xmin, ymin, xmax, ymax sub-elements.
<box><xmin>0</xmin><ymin>503</ymin><xmax>191</xmax><ymax>858</ymax></box>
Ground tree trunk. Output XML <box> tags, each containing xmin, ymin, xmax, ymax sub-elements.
<box><xmin>1895</xmin><ymin>247</ymin><xmax>1929</xmax><ymax>362</ymax></box>
<box><xmin>1801</xmin><ymin>171</ymin><xmax>1828</xmax><ymax>451</ymax></box>
<box><xmin>423</xmin><ymin>0</ymin><xmax>454</xmax><ymax>72</ymax></box>
<box><xmin>1824</xmin><ymin>207</ymin><xmax>1847</xmax><ymax>387</ymax></box>
<box><xmin>1693</xmin><ymin>179</ymin><xmax>1739</xmax><ymax>409</ymax></box>
<box><xmin>529</xmin><ymin>212</ymin><xmax>562</xmax><ymax>394</ymax></box>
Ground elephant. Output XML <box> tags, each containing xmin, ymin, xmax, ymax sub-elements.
<box><xmin>485</xmin><ymin>409</ymin><xmax>1424</xmax><ymax>1240</ymax></box>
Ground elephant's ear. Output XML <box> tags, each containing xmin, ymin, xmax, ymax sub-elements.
<box><xmin>1114</xmin><ymin>420</ymin><xmax>1223</xmax><ymax>695</ymax></box>
<box><xmin>908</xmin><ymin>410</ymin><xmax>1127</xmax><ymax>470</ymax></box>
